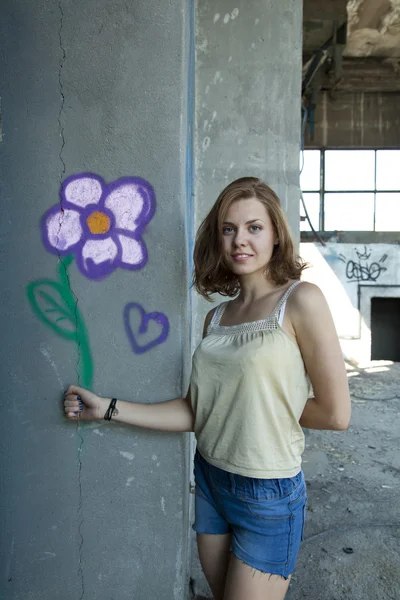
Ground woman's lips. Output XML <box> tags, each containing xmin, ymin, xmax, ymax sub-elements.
<box><xmin>231</xmin><ymin>254</ymin><xmax>253</xmax><ymax>261</ymax></box>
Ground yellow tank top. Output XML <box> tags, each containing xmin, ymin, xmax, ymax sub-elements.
<box><xmin>190</xmin><ymin>281</ymin><xmax>310</xmax><ymax>478</ymax></box>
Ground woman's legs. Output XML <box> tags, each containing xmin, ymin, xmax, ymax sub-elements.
<box><xmin>197</xmin><ymin>536</ymin><xmax>291</xmax><ymax>600</ymax></box>
<box><xmin>197</xmin><ymin>532</ymin><xmax>232</xmax><ymax>600</ymax></box>
<box><xmin>193</xmin><ymin>453</ymin><xmax>303</xmax><ymax>599</ymax></box>
<box><xmin>223</xmin><ymin>554</ymin><xmax>291</xmax><ymax>600</ymax></box>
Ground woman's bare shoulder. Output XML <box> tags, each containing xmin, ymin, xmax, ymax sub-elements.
<box><xmin>289</xmin><ymin>281</ymin><xmax>325</xmax><ymax>313</ymax></box>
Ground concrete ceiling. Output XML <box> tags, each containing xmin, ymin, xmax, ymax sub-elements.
<box><xmin>302</xmin><ymin>0</ymin><xmax>400</xmax><ymax>149</ymax></box>
<box><xmin>346</xmin><ymin>0</ymin><xmax>400</xmax><ymax>57</ymax></box>
<box><xmin>303</xmin><ymin>0</ymin><xmax>400</xmax><ymax>58</ymax></box>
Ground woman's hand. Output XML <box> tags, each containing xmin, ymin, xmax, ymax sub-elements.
<box><xmin>64</xmin><ymin>385</ymin><xmax>108</xmax><ymax>421</ymax></box>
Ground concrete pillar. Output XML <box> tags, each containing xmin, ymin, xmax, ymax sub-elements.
<box><xmin>0</xmin><ymin>1</ymin><xmax>191</xmax><ymax>598</ymax></box>
<box><xmin>193</xmin><ymin>0</ymin><xmax>303</xmax><ymax>338</ymax></box>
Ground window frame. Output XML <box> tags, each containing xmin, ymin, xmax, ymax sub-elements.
<box><xmin>300</xmin><ymin>148</ymin><xmax>400</xmax><ymax>233</ymax></box>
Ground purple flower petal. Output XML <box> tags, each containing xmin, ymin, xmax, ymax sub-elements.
<box><xmin>104</xmin><ymin>181</ymin><xmax>152</xmax><ymax>233</ymax></box>
<box><xmin>44</xmin><ymin>208</ymin><xmax>82</xmax><ymax>252</ymax></box>
<box><xmin>64</xmin><ymin>176</ymin><xmax>103</xmax><ymax>209</ymax></box>
<box><xmin>77</xmin><ymin>237</ymin><xmax>119</xmax><ymax>279</ymax></box>
<box><xmin>118</xmin><ymin>234</ymin><xmax>145</xmax><ymax>267</ymax></box>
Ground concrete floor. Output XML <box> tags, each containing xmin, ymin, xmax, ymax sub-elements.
<box><xmin>191</xmin><ymin>361</ymin><xmax>400</xmax><ymax>600</ymax></box>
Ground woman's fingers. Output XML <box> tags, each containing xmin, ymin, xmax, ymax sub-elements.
<box><xmin>64</xmin><ymin>396</ymin><xmax>83</xmax><ymax>405</ymax></box>
<box><xmin>64</xmin><ymin>403</ymin><xmax>83</xmax><ymax>412</ymax></box>
<box><xmin>64</xmin><ymin>385</ymin><xmax>95</xmax><ymax>407</ymax></box>
<box><xmin>66</xmin><ymin>412</ymin><xmax>79</xmax><ymax>419</ymax></box>
<box><xmin>64</xmin><ymin>393</ymin><xmax>84</xmax><ymax>419</ymax></box>
<box><xmin>65</xmin><ymin>384</ymin><xmax>84</xmax><ymax>397</ymax></box>
<box><xmin>63</xmin><ymin>385</ymin><xmax>101</xmax><ymax>421</ymax></box>
<box><xmin>64</xmin><ymin>392</ymin><xmax>83</xmax><ymax>402</ymax></box>
<box><xmin>64</xmin><ymin>397</ymin><xmax>83</xmax><ymax>407</ymax></box>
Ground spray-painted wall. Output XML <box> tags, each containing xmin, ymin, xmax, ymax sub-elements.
<box><xmin>301</xmin><ymin>243</ymin><xmax>400</xmax><ymax>364</ymax></box>
<box><xmin>0</xmin><ymin>1</ymin><xmax>191</xmax><ymax>599</ymax></box>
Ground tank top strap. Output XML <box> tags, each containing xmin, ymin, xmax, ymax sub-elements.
<box><xmin>208</xmin><ymin>302</ymin><xmax>227</xmax><ymax>331</ymax></box>
<box><xmin>274</xmin><ymin>280</ymin><xmax>301</xmax><ymax>326</ymax></box>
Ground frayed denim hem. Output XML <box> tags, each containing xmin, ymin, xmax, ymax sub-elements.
<box><xmin>232</xmin><ymin>542</ymin><xmax>293</xmax><ymax>580</ymax></box>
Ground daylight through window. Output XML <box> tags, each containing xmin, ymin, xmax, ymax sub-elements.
<box><xmin>300</xmin><ymin>149</ymin><xmax>400</xmax><ymax>232</ymax></box>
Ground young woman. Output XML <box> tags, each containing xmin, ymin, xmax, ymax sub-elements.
<box><xmin>64</xmin><ymin>177</ymin><xmax>351</xmax><ymax>600</ymax></box>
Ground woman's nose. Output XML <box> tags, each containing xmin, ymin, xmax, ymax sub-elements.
<box><xmin>234</xmin><ymin>230</ymin><xmax>248</xmax><ymax>247</ymax></box>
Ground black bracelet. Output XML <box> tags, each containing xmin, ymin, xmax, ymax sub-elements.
<box><xmin>104</xmin><ymin>398</ymin><xmax>118</xmax><ymax>421</ymax></box>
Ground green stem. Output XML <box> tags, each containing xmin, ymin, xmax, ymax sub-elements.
<box><xmin>77</xmin><ymin>316</ymin><xmax>94</xmax><ymax>390</ymax></box>
<box><xmin>59</xmin><ymin>256</ymin><xmax>94</xmax><ymax>390</ymax></box>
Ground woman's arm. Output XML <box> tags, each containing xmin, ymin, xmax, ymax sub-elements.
<box><xmin>288</xmin><ymin>282</ymin><xmax>351</xmax><ymax>431</ymax></box>
<box><xmin>63</xmin><ymin>307</ymin><xmax>218</xmax><ymax>431</ymax></box>
<box><xmin>64</xmin><ymin>385</ymin><xmax>195</xmax><ymax>432</ymax></box>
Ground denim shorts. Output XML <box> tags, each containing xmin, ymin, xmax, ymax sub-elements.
<box><xmin>192</xmin><ymin>451</ymin><xmax>307</xmax><ymax>578</ymax></box>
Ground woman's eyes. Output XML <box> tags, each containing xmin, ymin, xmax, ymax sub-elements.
<box><xmin>222</xmin><ymin>225</ymin><xmax>262</xmax><ymax>234</ymax></box>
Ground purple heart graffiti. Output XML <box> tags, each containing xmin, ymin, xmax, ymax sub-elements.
<box><xmin>124</xmin><ymin>302</ymin><xmax>169</xmax><ymax>354</ymax></box>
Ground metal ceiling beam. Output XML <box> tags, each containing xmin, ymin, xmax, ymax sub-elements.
<box><xmin>302</xmin><ymin>22</ymin><xmax>347</xmax><ymax>96</ymax></box>
<box><xmin>321</xmin><ymin>58</ymin><xmax>400</xmax><ymax>92</ymax></box>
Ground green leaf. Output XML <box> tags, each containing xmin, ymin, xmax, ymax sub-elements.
<box><xmin>26</xmin><ymin>280</ymin><xmax>77</xmax><ymax>340</ymax></box>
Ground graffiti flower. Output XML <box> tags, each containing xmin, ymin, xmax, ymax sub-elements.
<box><xmin>42</xmin><ymin>174</ymin><xmax>155</xmax><ymax>280</ymax></box>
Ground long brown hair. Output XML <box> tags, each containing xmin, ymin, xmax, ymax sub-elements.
<box><xmin>193</xmin><ymin>177</ymin><xmax>308</xmax><ymax>300</ymax></box>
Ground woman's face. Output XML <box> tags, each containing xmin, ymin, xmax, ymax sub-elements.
<box><xmin>221</xmin><ymin>197</ymin><xmax>278</xmax><ymax>277</ymax></box>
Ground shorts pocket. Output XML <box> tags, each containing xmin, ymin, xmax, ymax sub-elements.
<box><xmin>259</xmin><ymin>471</ymin><xmax>304</xmax><ymax>501</ymax></box>
<box><xmin>245</xmin><ymin>481</ymin><xmax>306</xmax><ymax>521</ymax></box>
<box><xmin>245</xmin><ymin>494</ymin><xmax>292</xmax><ymax>521</ymax></box>
<box><xmin>246</xmin><ymin>471</ymin><xmax>303</xmax><ymax>504</ymax></box>
<box><xmin>288</xmin><ymin>486</ymin><xmax>307</xmax><ymax>543</ymax></box>
<box><xmin>288</xmin><ymin>481</ymin><xmax>306</xmax><ymax>509</ymax></box>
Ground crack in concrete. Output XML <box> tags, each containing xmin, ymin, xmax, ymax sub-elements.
<box><xmin>55</xmin><ymin>0</ymin><xmax>66</xmax><ymax>247</ymax></box>
<box><xmin>77</xmin><ymin>426</ymin><xmax>85</xmax><ymax>600</ymax></box>
<box><xmin>60</xmin><ymin>259</ymin><xmax>86</xmax><ymax>600</ymax></box>
<box><xmin>57</xmin><ymin>1</ymin><xmax>66</xmax><ymax>185</ymax></box>
<box><xmin>56</xmin><ymin>0</ymin><xmax>83</xmax><ymax>390</ymax></box>
<box><xmin>0</xmin><ymin>97</ymin><xmax>3</xmax><ymax>143</ymax></box>
<box><xmin>57</xmin><ymin>4</ymin><xmax>85</xmax><ymax>598</ymax></box>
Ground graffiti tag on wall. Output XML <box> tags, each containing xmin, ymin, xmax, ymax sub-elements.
<box><xmin>27</xmin><ymin>173</ymin><xmax>170</xmax><ymax>390</ymax></box>
<box><xmin>339</xmin><ymin>246</ymin><xmax>388</xmax><ymax>283</ymax></box>
<box><xmin>27</xmin><ymin>255</ymin><xmax>94</xmax><ymax>388</ymax></box>
<box><xmin>124</xmin><ymin>303</ymin><xmax>169</xmax><ymax>354</ymax></box>
<box><xmin>42</xmin><ymin>173</ymin><xmax>156</xmax><ymax>280</ymax></box>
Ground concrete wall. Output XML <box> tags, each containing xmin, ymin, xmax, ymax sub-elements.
<box><xmin>193</xmin><ymin>0</ymin><xmax>303</xmax><ymax>342</ymax></box>
<box><xmin>0</xmin><ymin>1</ymin><xmax>191</xmax><ymax>599</ymax></box>
<box><xmin>305</xmin><ymin>90</ymin><xmax>400</xmax><ymax>149</ymax></box>
<box><xmin>301</xmin><ymin>242</ymin><xmax>400</xmax><ymax>364</ymax></box>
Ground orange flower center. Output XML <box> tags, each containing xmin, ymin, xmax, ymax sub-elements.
<box><xmin>87</xmin><ymin>211</ymin><xmax>111</xmax><ymax>235</ymax></box>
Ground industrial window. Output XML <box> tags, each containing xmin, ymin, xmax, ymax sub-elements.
<box><xmin>300</xmin><ymin>149</ymin><xmax>400</xmax><ymax>232</ymax></box>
